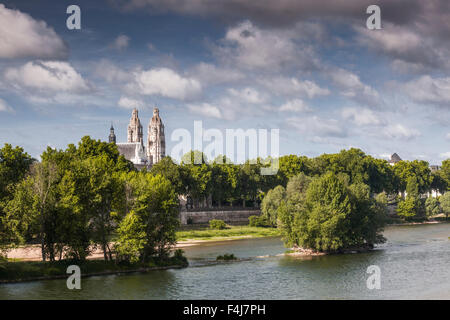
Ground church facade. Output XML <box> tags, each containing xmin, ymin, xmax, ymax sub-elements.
<box><xmin>109</xmin><ymin>107</ymin><xmax>166</xmax><ymax>170</ymax></box>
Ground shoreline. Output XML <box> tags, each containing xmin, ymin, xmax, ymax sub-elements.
<box><xmin>5</xmin><ymin>220</ymin><xmax>448</xmax><ymax>261</ymax></box>
<box><xmin>0</xmin><ymin>264</ymin><xmax>186</xmax><ymax>284</ymax></box>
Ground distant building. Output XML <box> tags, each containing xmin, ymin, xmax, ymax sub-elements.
<box><xmin>110</xmin><ymin>107</ymin><xmax>166</xmax><ymax>170</ymax></box>
<box><xmin>388</xmin><ymin>153</ymin><xmax>402</xmax><ymax>166</ymax></box>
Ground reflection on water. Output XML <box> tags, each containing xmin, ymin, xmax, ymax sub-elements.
<box><xmin>1</xmin><ymin>223</ymin><xmax>449</xmax><ymax>299</ymax></box>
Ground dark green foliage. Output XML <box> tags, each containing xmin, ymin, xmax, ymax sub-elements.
<box><xmin>276</xmin><ymin>172</ymin><xmax>387</xmax><ymax>252</ymax></box>
<box><xmin>209</xmin><ymin>219</ymin><xmax>227</xmax><ymax>230</ymax></box>
<box><xmin>248</xmin><ymin>215</ymin><xmax>271</xmax><ymax>227</ymax></box>
<box><xmin>216</xmin><ymin>253</ymin><xmax>236</xmax><ymax>261</ymax></box>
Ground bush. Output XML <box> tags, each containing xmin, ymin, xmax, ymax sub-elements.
<box><xmin>216</xmin><ymin>253</ymin><xmax>236</xmax><ymax>261</ymax></box>
<box><xmin>209</xmin><ymin>219</ymin><xmax>227</xmax><ymax>230</ymax></box>
<box><xmin>280</xmin><ymin>172</ymin><xmax>386</xmax><ymax>252</ymax></box>
<box><xmin>248</xmin><ymin>215</ymin><xmax>271</xmax><ymax>227</ymax></box>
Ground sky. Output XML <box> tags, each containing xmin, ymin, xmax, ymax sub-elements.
<box><xmin>0</xmin><ymin>0</ymin><xmax>449</xmax><ymax>164</ymax></box>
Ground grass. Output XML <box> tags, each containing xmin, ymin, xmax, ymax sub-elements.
<box><xmin>176</xmin><ymin>225</ymin><xmax>280</xmax><ymax>241</ymax></box>
<box><xmin>0</xmin><ymin>255</ymin><xmax>188</xmax><ymax>283</ymax></box>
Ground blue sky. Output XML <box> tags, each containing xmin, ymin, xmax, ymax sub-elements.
<box><xmin>0</xmin><ymin>0</ymin><xmax>449</xmax><ymax>164</ymax></box>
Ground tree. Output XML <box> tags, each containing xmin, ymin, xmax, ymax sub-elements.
<box><xmin>114</xmin><ymin>211</ymin><xmax>147</xmax><ymax>263</ymax></box>
<box><xmin>425</xmin><ymin>197</ymin><xmax>441</xmax><ymax>218</ymax></box>
<box><xmin>0</xmin><ymin>144</ymin><xmax>34</xmax><ymax>255</ymax></box>
<box><xmin>278</xmin><ymin>172</ymin><xmax>386</xmax><ymax>253</ymax></box>
<box><xmin>150</xmin><ymin>156</ymin><xmax>184</xmax><ymax>195</ymax></box>
<box><xmin>440</xmin><ymin>192</ymin><xmax>450</xmax><ymax>220</ymax></box>
<box><xmin>440</xmin><ymin>160</ymin><xmax>450</xmax><ymax>190</ymax></box>
<box><xmin>396</xmin><ymin>176</ymin><xmax>424</xmax><ymax>220</ymax></box>
<box><xmin>115</xmin><ymin>173</ymin><xmax>179</xmax><ymax>262</ymax></box>
<box><xmin>393</xmin><ymin>160</ymin><xmax>433</xmax><ymax>194</ymax></box>
<box><xmin>261</xmin><ymin>185</ymin><xmax>286</xmax><ymax>226</ymax></box>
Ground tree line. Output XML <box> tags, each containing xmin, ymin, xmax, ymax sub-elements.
<box><xmin>0</xmin><ymin>137</ymin><xmax>179</xmax><ymax>263</ymax></box>
<box><xmin>1</xmin><ymin>137</ymin><xmax>449</xmax><ymax>258</ymax></box>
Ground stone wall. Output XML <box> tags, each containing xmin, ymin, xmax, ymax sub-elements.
<box><xmin>180</xmin><ymin>209</ymin><xmax>261</xmax><ymax>225</ymax></box>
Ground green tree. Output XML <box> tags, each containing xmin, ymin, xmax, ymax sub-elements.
<box><xmin>115</xmin><ymin>173</ymin><xmax>179</xmax><ymax>262</ymax></box>
<box><xmin>440</xmin><ymin>160</ymin><xmax>450</xmax><ymax>190</ymax></box>
<box><xmin>440</xmin><ymin>192</ymin><xmax>450</xmax><ymax>220</ymax></box>
<box><xmin>396</xmin><ymin>176</ymin><xmax>425</xmax><ymax>220</ymax></box>
<box><xmin>279</xmin><ymin>172</ymin><xmax>386</xmax><ymax>252</ymax></box>
<box><xmin>425</xmin><ymin>197</ymin><xmax>441</xmax><ymax>218</ymax></box>
<box><xmin>261</xmin><ymin>185</ymin><xmax>286</xmax><ymax>226</ymax></box>
<box><xmin>150</xmin><ymin>156</ymin><xmax>184</xmax><ymax>195</ymax></box>
<box><xmin>0</xmin><ymin>144</ymin><xmax>34</xmax><ymax>255</ymax></box>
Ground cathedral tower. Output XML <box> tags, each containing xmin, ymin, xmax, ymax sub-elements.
<box><xmin>109</xmin><ymin>124</ymin><xmax>116</xmax><ymax>144</ymax></box>
<box><xmin>147</xmin><ymin>107</ymin><xmax>165</xmax><ymax>165</ymax></box>
<box><xmin>127</xmin><ymin>108</ymin><xmax>143</xmax><ymax>143</ymax></box>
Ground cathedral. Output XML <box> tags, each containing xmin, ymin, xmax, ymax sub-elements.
<box><xmin>109</xmin><ymin>107</ymin><xmax>166</xmax><ymax>170</ymax></box>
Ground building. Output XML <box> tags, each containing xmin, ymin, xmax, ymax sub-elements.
<box><xmin>110</xmin><ymin>107</ymin><xmax>165</xmax><ymax>170</ymax></box>
<box><xmin>388</xmin><ymin>153</ymin><xmax>402</xmax><ymax>166</ymax></box>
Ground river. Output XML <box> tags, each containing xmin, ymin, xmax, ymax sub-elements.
<box><xmin>1</xmin><ymin>223</ymin><xmax>449</xmax><ymax>299</ymax></box>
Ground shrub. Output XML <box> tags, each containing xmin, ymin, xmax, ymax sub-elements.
<box><xmin>216</xmin><ymin>253</ymin><xmax>236</xmax><ymax>261</ymax></box>
<box><xmin>248</xmin><ymin>215</ymin><xmax>271</xmax><ymax>227</ymax></box>
<box><xmin>209</xmin><ymin>219</ymin><xmax>227</xmax><ymax>230</ymax></box>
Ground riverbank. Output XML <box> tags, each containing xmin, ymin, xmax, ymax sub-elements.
<box><xmin>0</xmin><ymin>256</ymin><xmax>188</xmax><ymax>284</ymax></box>
<box><xmin>176</xmin><ymin>225</ymin><xmax>280</xmax><ymax>242</ymax></box>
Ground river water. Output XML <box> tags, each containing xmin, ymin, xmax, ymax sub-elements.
<box><xmin>1</xmin><ymin>223</ymin><xmax>449</xmax><ymax>299</ymax></box>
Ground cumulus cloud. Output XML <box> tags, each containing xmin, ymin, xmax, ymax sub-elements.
<box><xmin>93</xmin><ymin>59</ymin><xmax>132</xmax><ymax>83</ymax></box>
<box><xmin>0</xmin><ymin>4</ymin><xmax>68</xmax><ymax>59</ymax></box>
<box><xmin>227</xmin><ymin>87</ymin><xmax>267</xmax><ymax>104</ymax></box>
<box><xmin>383</xmin><ymin>124</ymin><xmax>420</xmax><ymax>140</ymax></box>
<box><xmin>328</xmin><ymin>68</ymin><xmax>379</xmax><ymax>105</ymax></box>
<box><xmin>0</xmin><ymin>98</ymin><xmax>14</xmax><ymax>113</ymax></box>
<box><xmin>189</xmin><ymin>62</ymin><xmax>245</xmax><ymax>85</ymax></box>
<box><xmin>257</xmin><ymin>76</ymin><xmax>329</xmax><ymax>98</ymax></box>
<box><xmin>213</xmin><ymin>20</ymin><xmax>319</xmax><ymax>71</ymax></box>
<box><xmin>130</xmin><ymin>67</ymin><xmax>201</xmax><ymax>100</ymax></box>
<box><xmin>187</xmin><ymin>102</ymin><xmax>222</xmax><ymax>119</ymax></box>
<box><xmin>4</xmin><ymin>61</ymin><xmax>91</xmax><ymax>93</ymax></box>
<box><xmin>341</xmin><ymin>107</ymin><xmax>382</xmax><ymax>126</ymax></box>
<box><xmin>287</xmin><ymin>116</ymin><xmax>347</xmax><ymax>139</ymax></box>
<box><xmin>400</xmin><ymin>75</ymin><xmax>450</xmax><ymax>106</ymax></box>
<box><xmin>118</xmin><ymin>96</ymin><xmax>145</xmax><ymax>109</ymax></box>
<box><xmin>112</xmin><ymin>34</ymin><xmax>130</xmax><ymax>50</ymax></box>
<box><xmin>279</xmin><ymin>99</ymin><xmax>310</xmax><ymax>112</ymax></box>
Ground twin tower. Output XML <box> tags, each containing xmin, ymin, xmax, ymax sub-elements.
<box><xmin>109</xmin><ymin>107</ymin><xmax>165</xmax><ymax>168</ymax></box>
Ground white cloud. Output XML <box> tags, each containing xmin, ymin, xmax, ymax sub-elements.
<box><xmin>341</xmin><ymin>107</ymin><xmax>382</xmax><ymax>126</ymax></box>
<box><xmin>131</xmin><ymin>67</ymin><xmax>201</xmax><ymax>100</ymax></box>
<box><xmin>329</xmin><ymin>68</ymin><xmax>379</xmax><ymax>104</ymax></box>
<box><xmin>440</xmin><ymin>152</ymin><xmax>450</xmax><ymax>159</ymax></box>
<box><xmin>214</xmin><ymin>20</ymin><xmax>318</xmax><ymax>71</ymax></box>
<box><xmin>93</xmin><ymin>59</ymin><xmax>132</xmax><ymax>83</ymax></box>
<box><xmin>383</xmin><ymin>124</ymin><xmax>420</xmax><ymax>140</ymax></box>
<box><xmin>0</xmin><ymin>98</ymin><xmax>13</xmax><ymax>113</ymax></box>
<box><xmin>287</xmin><ymin>116</ymin><xmax>347</xmax><ymax>139</ymax></box>
<box><xmin>446</xmin><ymin>133</ymin><xmax>450</xmax><ymax>140</ymax></box>
<box><xmin>401</xmin><ymin>75</ymin><xmax>450</xmax><ymax>105</ymax></box>
<box><xmin>189</xmin><ymin>63</ymin><xmax>245</xmax><ymax>85</ymax></box>
<box><xmin>279</xmin><ymin>99</ymin><xmax>310</xmax><ymax>112</ymax></box>
<box><xmin>257</xmin><ymin>76</ymin><xmax>329</xmax><ymax>98</ymax></box>
<box><xmin>118</xmin><ymin>96</ymin><xmax>144</xmax><ymax>109</ymax></box>
<box><xmin>0</xmin><ymin>4</ymin><xmax>68</xmax><ymax>59</ymax></box>
<box><xmin>4</xmin><ymin>61</ymin><xmax>90</xmax><ymax>93</ymax></box>
<box><xmin>112</xmin><ymin>34</ymin><xmax>130</xmax><ymax>50</ymax></box>
<box><xmin>356</xmin><ymin>24</ymin><xmax>422</xmax><ymax>56</ymax></box>
<box><xmin>187</xmin><ymin>103</ymin><xmax>222</xmax><ymax>119</ymax></box>
<box><xmin>227</xmin><ymin>87</ymin><xmax>267</xmax><ymax>104</ymax></box>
